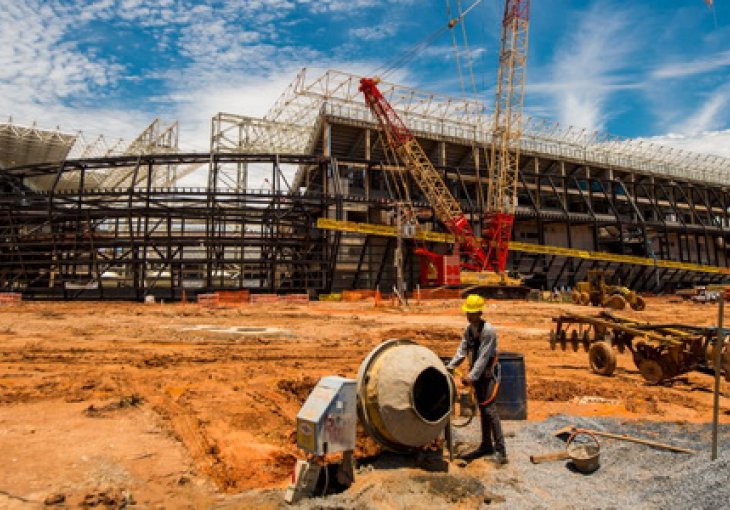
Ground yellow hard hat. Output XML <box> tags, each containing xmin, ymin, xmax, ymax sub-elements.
<box><xmin>462</xmin><ymin>294</ymin><xmax>485</xmax><ymax>313</ymax></box>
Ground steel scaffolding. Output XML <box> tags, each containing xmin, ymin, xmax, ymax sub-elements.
<box><xmin>217</xmin><ymin>69</ymin><xmax>730</xmax><ymax>187</ymax></box>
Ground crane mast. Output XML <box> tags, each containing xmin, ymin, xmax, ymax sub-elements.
<box><xmin>485</xmin><ymin>0</ymin><xmax>530</xmax><ymax>273</ymax></box>
<box><xmin>359</xmin><ymin>78</ymin><xmax>488</xmax><ymax>271</ymax></box>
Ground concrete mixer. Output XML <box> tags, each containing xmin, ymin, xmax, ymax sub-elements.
<box><xmin>285</xmin><ymin>339</ymin><xmax>455</xmax><ymax>503</ymax></box>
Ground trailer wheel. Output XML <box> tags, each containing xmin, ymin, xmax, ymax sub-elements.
<box><xmin>638</xmin><ymin>358</ymin><xmax>665</xmax><ymax>385</ymax></box>
<box><xmin>630</xmin><ymin>296</ymin><xmax>646</xmax><ymax>311</ymax></box>
<box><xmin>588</xmin><ymin>341</ymin><xmax>617</xmax><ymax>376</ymax></box>
<box><xmin>549</xmin><ymin>330</ymin><xmax>557</xmax><ymax>350</ymax></box>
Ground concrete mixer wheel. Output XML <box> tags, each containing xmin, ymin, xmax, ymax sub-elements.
<box><xmin>588</xmin><ymin>341</ymin><xmax>617</xmax><ymax>376</ymax></box>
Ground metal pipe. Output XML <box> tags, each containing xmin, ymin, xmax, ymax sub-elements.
<box><xmin>712</xmin><ymin>296</ymin><xmax>724</xmax><ymax>460</ymax></box>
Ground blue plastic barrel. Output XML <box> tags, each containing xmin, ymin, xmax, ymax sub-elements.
<box><xmin>495</xmin><ymin>352</ymin><xmax>527</xmax><ymax>420</ymax></box>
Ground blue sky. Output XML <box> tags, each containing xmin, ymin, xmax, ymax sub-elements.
<box><xmin>1</xmin><ymin>0</ymin><xmax>729</xmax><ymax>155</ymax></box>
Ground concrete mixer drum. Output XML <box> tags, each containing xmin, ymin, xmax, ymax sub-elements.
<box><xmin>356</xmin><ymin>339</ymin><xmax>455</xmax><ymax>452</ymax></box>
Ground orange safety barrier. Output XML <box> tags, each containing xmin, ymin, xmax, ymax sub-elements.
<box><xmin>280</xmin><ymin>294</ymin><xmax>310</xmax><ymax>304</ymax></box>
<box><xmin>408</xmin><ymin>288</ymin><xmax>463</xmax><ymax>300</ymax></box>
<box><xmin>250</xmin><ymin>294</ymin><xmax>280</xmax><ymax>304</ymax></box>
<box><xmin>216</xmin><ymin>290</ymin><xmax>250</xmax><ymax>306</ymax></box>
<box><xmin>0</xmin><ymin>293</ymin><xmax>22</xmax><ymax>305</ymax></box>
<box><xmin>197</xmin><ymin>293</ymin><xmax>220</xmax><ymax>308</ymax></box>
<box><xmin>342</xmin><ymin>290</ymin><xmax>377</xmax><ymax>302</ymax></box>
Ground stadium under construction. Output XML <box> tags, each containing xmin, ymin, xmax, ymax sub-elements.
<box><xmin>2</xmin><ymin>69</ymin><xmax>730</xmax><ymax>300</ymax></box>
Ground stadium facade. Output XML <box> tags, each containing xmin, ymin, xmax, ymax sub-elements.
<box><xmin>2</xmin><ymin>70</ymin><xmax>730</xmax><ymax>299</ymax></box>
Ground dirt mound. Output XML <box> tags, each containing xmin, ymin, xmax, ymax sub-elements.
<box><xmin>85</xmin><ymin>395</ymin><xmax>143</xmax><ymax>418</ymax></box>
<box><xmin>381</xmin><ymin>326</ymin><xmax>456</xmax><ymax>343</ymax></box>
<box><xmin>277</xmin><ymin>376</ymin><xmax>317</xmax><ymax>404</ymax></box>
<box><xmin>529</xmin><ymin>379</ymin><xmax>626</xmax><ymax>402</ymax></box>
<box><xmin>299</xmin><ymin>471</ymin><xmax>486</xmax><ymax>509</ymax></box>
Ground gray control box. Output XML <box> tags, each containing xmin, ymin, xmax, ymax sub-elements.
<box><xmin>296</xmin><ymin>376</ymin><xmax>357</xmax><ymax>455</ymax></box>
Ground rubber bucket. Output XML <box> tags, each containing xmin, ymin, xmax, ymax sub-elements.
<box><xmin>495</xmin><ymin>352</ymin><xmax>527</xmax><ymax>420</ymax></box>
<box><xmin>566</xmin><ymin>431</ymin><xmax>601</xmax><ymax>473</ymax></box>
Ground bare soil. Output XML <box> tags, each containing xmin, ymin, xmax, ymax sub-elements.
<box><xmin>0</xmin><ymin>297</ymin><xmax>727</xmax><ymax>507</ymax></box>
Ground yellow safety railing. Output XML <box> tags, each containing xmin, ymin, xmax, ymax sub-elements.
<box><xmin>316</xmin><ymin>218</ymin><xmax>730</xmax><ymax>276</ymax></box>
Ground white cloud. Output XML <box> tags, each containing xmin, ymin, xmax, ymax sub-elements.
<box><xmin>645</xmin><ymin>130</ymin><xmax>730</xmax><ymax>159</ymax></box>
<box><xmin>671</xmin><ymin>84</ymin><xmax>730</xmax><ymax>134</ymax></box>
<box><xmin>350</xmin><ymin>22</ymin><xmax>398</xmax><ymax>41</ymax></box>
<box><xmin>302</xmin><ymin>0</ymin><xmax>381</xmax><ymax>14</ymax></box>
<box><xmin>170</xmin><ymin>71</ymin><xmax>301</xmax><ymax>151</ymax></box>
<box><xmin>544</xmin><ymin>2</ymin><xmax>638</xmax><ymax>131</ymax></box>
<box><xmin>0</xmin><ymin>0</ymin><xmax>398</xmax><ymax>155</ymax></box>
<box><xmin>651</xmin><ymin>50</ymin><xmax>730</xmax><ymax>79</ymax></box>
<box><xmin>0</xmin><ymin>2</ymin><xmax>121</xmax><ymax>105</ymax></box>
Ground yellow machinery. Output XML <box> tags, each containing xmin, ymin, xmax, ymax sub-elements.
<box><xmin>571</xmin><ymin>270</ymin><xmax>646</xmax><ymax>311</ymax></box>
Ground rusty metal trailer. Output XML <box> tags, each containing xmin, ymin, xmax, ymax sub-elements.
<box><xmin>550</xmin><ymin>312</ymin><xmax>730</xmax><ymax>384</ymax></box>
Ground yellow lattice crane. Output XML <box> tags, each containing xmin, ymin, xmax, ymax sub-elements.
<box><xmin>484</xmin><ymin>0</ymin><xmax>530</xmax><ymax>273</ymax></box>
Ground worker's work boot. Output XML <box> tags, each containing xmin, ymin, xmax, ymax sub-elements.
<box><xmin>458</xmin><ymin>410</ymin><xmax>495</xmax><ymax>461</ymax></box>
<box><xmin>458</xmin><ymin>444</ymin><xmax>494</xmax><ymax>461</ymax></box>
<box><xmin>494</xmin><ymin>451</ymin><xmax>509</xmax><ymax>465</ymax></box>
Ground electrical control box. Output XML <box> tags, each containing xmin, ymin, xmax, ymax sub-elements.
<box><xmin>296</xmin><ymin>376</ymin><xmax>357</xmax><ymax>455</ymax></box>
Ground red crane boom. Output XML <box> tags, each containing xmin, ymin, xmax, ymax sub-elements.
<box><xmin>358</xmin><ymin>0</ymin><xmax>530</xmax><ymax>280</ymax></box>
<box><xmin>359</xmin><ymin>77</ymin><xmax>488</xmax><ymax>272</ymax></box>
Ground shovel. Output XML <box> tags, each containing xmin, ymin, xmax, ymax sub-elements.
<box><xmin>553</xmin><ymin>425</ymin><xmax>696</xmax><ymax>454</ymax></box>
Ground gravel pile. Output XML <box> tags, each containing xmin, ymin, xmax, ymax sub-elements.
<box><xmin>273</xmin><ymin>416</ymin><xmax>729</xmax><ymax>509</ymax></box>
<box><xmin>478</xmin><ymin>415</ymin><xmax>730</xmax><ymax>510</ymax></box>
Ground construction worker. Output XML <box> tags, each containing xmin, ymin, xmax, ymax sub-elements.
<box><xmin>446</xmin><ymin>294</ymin><xmax>508</xmax><ymax>464</ymax></box>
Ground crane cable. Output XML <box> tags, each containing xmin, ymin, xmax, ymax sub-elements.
<box><xmin>372</xmin><ymin>0</ymin><xmax>484</xmax><ymax>79</ymax></box>
<box><xmin>445</xmin><ymin>0</ymin><xmax>467</xmax><ymax>94</ymax></box>
<box><xmin>446</xmin><ymin>0</ymin><xmax>487</xmax><ymax>213</ymax></box>
<box><xmin>375</xmin><ymin>132</ymin><xmax>428</xmax><ymax>252</ymax></box>
<box><xmin>446</xmin><ymin>0</ymin><xmax>481</xmax><ymax>99</ymax></box>
<box><xmin>456</xmin><ymin>0</ymin><xmax>480</xmax><ymax>97</ymax></box>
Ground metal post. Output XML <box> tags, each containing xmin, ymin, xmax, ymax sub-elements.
<box><xmin>394</xmin><ymin>203</ymin><xmax>406</xmax><ymax>306</ymax></box>
<box><xmin>712</xmin><ymin>296</ymin><xmax>724</xmax><ymax>460</ymax></box>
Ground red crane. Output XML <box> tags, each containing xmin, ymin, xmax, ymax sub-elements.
<box><xmin>359</xmin><ymin>0</ymin><xmax>530</xmax><ymax>284</ymax></box>
<box><xmin>359</xmin><ymin>77</ymin><xmax>488</xmax><ymax>276</ymax></box>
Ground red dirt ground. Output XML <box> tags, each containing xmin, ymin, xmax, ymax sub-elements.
<box><xmin>0</xmin><ymin>297</ymin><xmax>727</xmax><ymax>506</ymax></box>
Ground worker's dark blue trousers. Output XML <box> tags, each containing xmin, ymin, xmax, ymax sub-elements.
<box><xmin>474</xmin><ymin>376</ymin><xmax>506</xmax><ymax>455</ymax></box>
